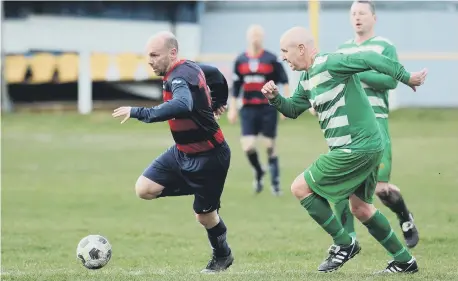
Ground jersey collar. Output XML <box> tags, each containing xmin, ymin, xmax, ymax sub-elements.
<box><xmin>163</xmin><ymin>59</ymin><xmax>186</xmax><ymax>81</ymax></box>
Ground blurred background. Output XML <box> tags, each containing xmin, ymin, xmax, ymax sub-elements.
<box><xmin>2</xmin><ymin>1</ymin><xmax>458</xmax><ymax>113</ymax></box>
<box><xmin>2</xmin><ymin>1</ymin><xmax>458</xmax><ymax>280</ymax></box>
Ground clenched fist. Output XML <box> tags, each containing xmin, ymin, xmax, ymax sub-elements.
<box><xmin>261</xmin><ymin>80</ymin><xmax>280</xmax><ymax>100</ymax></box>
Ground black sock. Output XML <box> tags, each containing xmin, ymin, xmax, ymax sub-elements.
<box><xmin>267</xmin><ymin>148</ymin><xmax>279</xmax><ymax>186</ymax></box>
<box><xmin>206</xmin><ymin>218</ymin><xmax>231</xmax><ymax>257</ymax></box>
<box><xmin>246</xmin><ymin>150</ymin><xmax>263</xmax><ymax>175</ymax></box>
<box><xmin>378</xmin><ymin>189</ymin><xmax>411</xmax><ymax>222</ymax></box>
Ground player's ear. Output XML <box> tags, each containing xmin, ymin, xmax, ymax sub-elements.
<box><xmin>170</xmin><ymin>48</ymin><xmax>177</xmax><ymax>58</ymax></box>
<box><xmin>298</xmin><ymin>44</ymin><xmax>305</xmax><ymax>55</ymax></box>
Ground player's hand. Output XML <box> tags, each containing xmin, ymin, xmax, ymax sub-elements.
<box><xmin>408</xmin><ymin>68</ymin><xmax>428</xmax><ymax>92</ymax></box>
<box><xmin>261</xmin><ymin>80</ymin><xmax>279</xmax><ymax>99</ymax></box>
<box><xmin>227</xmin><ymin>109</ymin><xmax>238</xmax><ymax>124</ymax></box>
<box><xmin>214</xmin><ymin>105</ymin><xmax>227</xmax><ymax>120</ymax></box>
<box><xmin>112</xmin><ymin>106</ymin><xmax>132</xmax><ymax>124</ymax></box>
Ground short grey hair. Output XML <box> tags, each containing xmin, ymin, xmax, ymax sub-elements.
<box><xmin>355</xmin><ymin>0</ymin><xmax>376</xmax><ymax>14</ymax></box>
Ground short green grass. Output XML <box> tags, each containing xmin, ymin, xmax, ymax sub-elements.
<box><xmin>2</xmin><ymin>109</ymin><xmax>458</xmax><ymax>281</ymax></box>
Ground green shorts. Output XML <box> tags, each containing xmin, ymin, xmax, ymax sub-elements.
<box><xmin>377</xmin><ymin>119</ymin><xmax>392</xmax><ymax>182</ymax></box>
<box><xmin>304</xmin><ymin>149</ymin><xmax>384</xmax><ymax>204</ymax></box>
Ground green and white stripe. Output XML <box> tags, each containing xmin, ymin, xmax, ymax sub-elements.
<box><xmin>305</xmin><ymin>55</ymin><xmax>353</xmax><ymax>150</ymax></box>
<box><xmin>337</xmin><ymin>36</ymin><xmax>398</xmax><ymax>119</ymax></box>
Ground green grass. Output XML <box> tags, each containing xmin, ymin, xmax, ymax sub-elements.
<box><xmin>2</xmin><ymin>109</ymin><xmax>458</xmax><ymax>281</ymax></box>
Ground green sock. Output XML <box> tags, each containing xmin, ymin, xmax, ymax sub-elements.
<box><xmin>363</xmin><ymin>210</ymin><xmax>412</xmax><ymax>262</ymax></box>
<box><xmin>301</xmin><ymin>194</ymin><xmax>352</xmax><ymax>246</ymax></box>
<box><xmin>335</xmin><ymin>199</ymin><xmax>356</xmax><ymax>238</ymax></box>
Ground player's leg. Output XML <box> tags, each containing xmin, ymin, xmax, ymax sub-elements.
<box><xmin>300</xmin><ymin>151</ymin><xmax>371</xmax><ymax>272</ymax></box>
<box><xmin>376</xmin><ymin>144</ymin><xmax>419</xmax><ymax>248</ymax></box>
<box><xmin>184</xmin><ymin>143</ymin><xmax>233</xmax><ymax>273</ymax></box>
<box><xmin>136</xmin><ymin>146</ymin><xmax>192</xmax><ymax>200</ymax></box>
<box><xmin>240</xmin><ymin>106</ymin><xmax>264</xmax><ymax>193</ymax></box>
<box><xmin>261</xmin><ymin>105</ymin><xmax>281</xmax><ymax>195</ymax></box>
<box><xmin>334</xmin><ymin>199</ymin><xmax>356</xmax><ymax>238</ymax></box>
<box><xmin>350</xmin><ymin>166</ymin><xmax>418</xmax><ymax>274</ymax></box>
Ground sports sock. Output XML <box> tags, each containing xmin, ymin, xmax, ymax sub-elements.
<box><xmin>377</xmin><ymin>189</ymin><xmax>411</xmax><ymax>222</ymax></box>
<box><xmin>363</xmin><ymin>210</ymin><xmax>412</xmax><ymax>262</ymax></box>
<box><xmin>335</xmin><ymin>200</ymin><xmax>356</xmax><ymax>238</ymax></box>
<box><xmin>246</xmin><ymin>150</ymin><xmax>263</xmax><ymax>175</ymax></box>
<box><xmin>267</xmin><ymin>148</ymin><xmax>279</xmax><ymax>186</ymax></box>
<box><xmin>301</xmin><ymin>194</ymin><xmax>352</xmax><ymax>246</ymax></box>
<box><xmin>206</xmin><ymin>218</ymin><xmax>231</xmax><ymax>257</ymax></box>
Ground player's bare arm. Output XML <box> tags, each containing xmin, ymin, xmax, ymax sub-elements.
<box><xmin>112</xmin><ymin>77</ymin><xmax>193</xmax><ymax>124</ymax></box>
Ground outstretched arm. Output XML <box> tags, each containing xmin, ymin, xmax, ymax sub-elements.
<box><xmin>358</xmin><ymin>45</ymin><xmax>399</xmax><ymax>91</ymax></box>
<box><xmin>358</xmin><ymin>71</ymin><xmax>398</xmax><ymax>90</ymax></box>
<box><xmin>327</xmin><ymin>51</ymin><xmax>410</xmax><ymax>86</ymax></box>
<box><xmin>130</xmin><ymin>77</ymin><xmax>193</xmax><ymax>123</ymax></box>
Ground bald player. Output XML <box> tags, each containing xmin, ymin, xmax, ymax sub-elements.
<box><xmin>112</xmin><ymin>31</ymin><xmax>234</xmax><ymax>273</ymax></box>
<box><xmin>228</xmin><ymin>24</ymin><xmax>289</xmax><ymax>196</ymax></box>
<box><xmin>261</xmin><ymin>26</ymin><xmax>426</xmax><ymax>274</ymax></box>
<box><xmin>333</xmin><ymin>0</ymin><xmax>419</xmax><ymax>249</ymax></box>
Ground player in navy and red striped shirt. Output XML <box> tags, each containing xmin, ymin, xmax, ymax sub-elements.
<box><xmin>112</xmin><ymin>31</ymin><xmax>233</xmax><ymax>273</ymax></box>
<box><xmin>227</xmin><ymin>25</ymin><xmax>289</xmax><ymax>196</ymax></box>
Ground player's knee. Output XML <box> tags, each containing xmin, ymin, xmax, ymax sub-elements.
<box><xmin>375</xmin><ymin>182</ymin><xmax>390</xmax><ymax>197</ymax></box>
<box><xmin>290</xmin><ymin>174</ymin><xmax>312</xmax><ymax>200</ymax></box>
<box><xmin>264</xmin><ymin>139</ymin><xmax>276</xmax><ymax>157</ymax></box>
<box><xmin>135</xmin><ymin>176</ymin><xmax>162</xmax><ymax>200</ymax></box>
<box><xmin>266</xmin><ymin>146</ymin><xmax>276</xmax><ymax>158</ymax></box>
<box><xmin>195</xmin><ymin>211</ymin><xmax>219</xmax><ymax>228</ymax></box>
<box><xmin>349</xmin><ymin>195</ymin><xmax>376</xmax><ymax>222</ymax></box>
<box><xmin>241</xmin><ymin>136</ymin><xmax>256</xmax><ymax>152</ymax></box>
<box><xmin>388</xmin><ymin>183</ymin><xmax>401</xmax><ymax>192</ymax></box>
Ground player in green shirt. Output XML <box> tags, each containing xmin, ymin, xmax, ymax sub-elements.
<box><xmin>261</xmin><ymin>26</ymin><xmax>427</xmax><ymax>274</ymax></box>
<box><xmin>334</xmin><ymin>0</ymin><xmax>419</xmax><ymax>249</ymax></box>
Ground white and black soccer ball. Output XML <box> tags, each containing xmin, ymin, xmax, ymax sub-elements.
<box><xmin>76</xmin><ymin>235</ymin><xmax>112</xmax><ymax>270</ymax></box>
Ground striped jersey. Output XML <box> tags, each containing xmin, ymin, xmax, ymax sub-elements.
<box><xmin>232</xmin><ymin>50</ymin><xmax>288</xmax><ymax>106</ymax></box>
<box><xmin>269</xmin><ymin>52</ymin><xmax>410</xmax><ymax>152</ymax></box>
<box><xmin>337</xmin><ymin>36</ymin><xmax>399</xmax><ymax>120</ymax></box>
<box><xmin>159</xmin><ymin>60</ymin><xmax>225</xmax><ymax>154</ymax></box>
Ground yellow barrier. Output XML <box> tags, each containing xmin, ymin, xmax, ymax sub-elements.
<box><xmin>4</xmin><ymin>52</ymin><xmax>458</xmax><ymax>84</ymax></box>
<box><xmin>4</xmin><ymin>53</ymin><xmax>161</xmax><ymax>84</ymax></box>
<box><xmin>309</xmin><ymin>0</ymin><xmax>320</xmax><ymax>50</ymax></box>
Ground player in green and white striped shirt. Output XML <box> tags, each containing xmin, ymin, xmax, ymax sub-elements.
<box><xmin>261</xmin><ymin>26</ymin><xmax>427</xmax><ymax>274</ymax></box>
<box><xmin>334</xmin><ymin>0</ymin><xmax>419</xmax><ymax>250</ymax></box>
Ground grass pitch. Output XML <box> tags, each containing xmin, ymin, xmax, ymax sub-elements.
<box><xmin>2</xmin><ymin>109</ymin><xmax>458</xmax><ymax>281</ymax></box>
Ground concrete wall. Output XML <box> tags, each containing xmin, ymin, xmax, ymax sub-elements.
<box><xmin>200</xmin><ymin>9</ymin><xmax>458</xmax><ymax>108</ymax></box>
<box><xmin>3</xmin><ymin>16</ymin><xmax>201</xmax><ymax>59</ymax></box>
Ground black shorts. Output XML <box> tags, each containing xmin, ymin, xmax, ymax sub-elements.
<box><xmin>142</xmin><ymin>141</ymin><xmax>231</xmax><ymax>214</ymax></box>
<box><xmin>240</xmin><ymin>105</ymin><xmax>278</xmax><ymax>138</ymax></box>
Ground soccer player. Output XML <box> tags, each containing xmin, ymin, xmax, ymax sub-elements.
<box><xmin>112</xmin><ymin>31</ymin><xmax>233</xmax><ymax>273</ymax></box>
<box><xmin>227</xmin><ymin>24</ymin><xmax>290</xmax><ymax>195</ymax></box>
<box><xmin>334</xmin><ymin>0</ymin><xmax>419</xmax><ymax>249</ymax></box>
<box><xmin>261</xmin><ymin>26</ymin><xmax>427</xmax><ymax>273</ymax></box>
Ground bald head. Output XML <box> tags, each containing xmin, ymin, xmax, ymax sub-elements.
<box><xmin>280</xmin><ymin>26</ymin><xmax>314</xmax><ymax>49</ymax></box>
<box><xmin>279</xmin><ymin>26</ymin><xmax>317</xmax><ymax>71</ymax></box>
<box><xmin>147</xmin><ymin>31</ymin><xmax>179</xmax><ymax>53</ymax></box>
<box><xmin>246</xmin><ymin>24</ymin><xmax>264</xmax><ymax>51</ymax></box>
<box><xmin>145</xmin><ymin>31</ymin><xmax>179</xmax><ymax>76</ymax></box>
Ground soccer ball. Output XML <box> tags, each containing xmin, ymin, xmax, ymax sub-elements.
<box><xmin>76</xmin><ymin>235</ymin><xmax>112</xmax><ymax>270</ymax></box>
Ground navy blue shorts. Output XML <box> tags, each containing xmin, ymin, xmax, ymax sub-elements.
<box><xmin>240</xmin><ymin>105</ymin><xmax>278</xmax><ymax>138</ymax></box>
<box><xmin>142</xmin><ymin>142</ymin><xmax>231</xmax><ymax>214</ymax></box>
